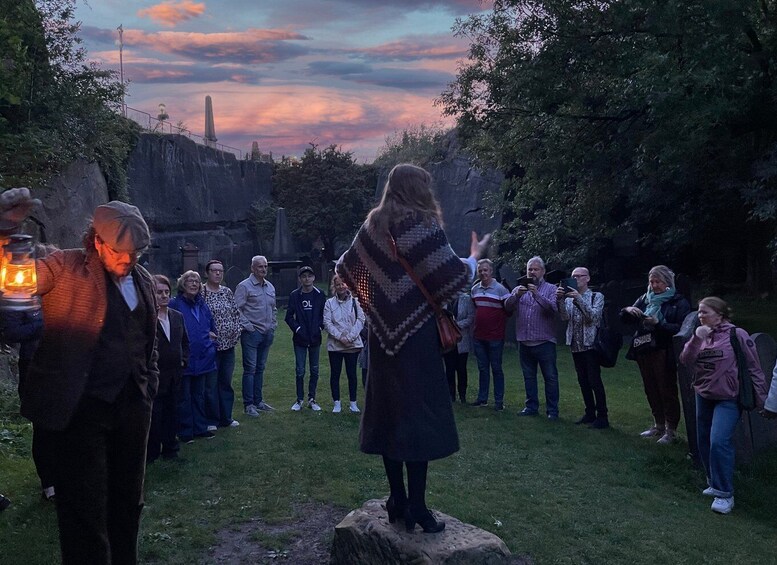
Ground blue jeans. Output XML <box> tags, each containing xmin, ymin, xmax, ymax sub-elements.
<box><xmin>216</xmin><ymin>348</ymin><xmax>236</xmax><ymax>425</ymax></box>
<box><xmin>178</xmin><ymin>372</ymin><xmax>211</xmax><ymax>438</ymax></box>
<box><xmin>241</xmin><ymin>329</ymin><xmax>274</xmax><ymax>407</ymax></box>
<box><xmin>294</xmin><ymin>344</ymin><xmax>320</xmax><ymax>401</ymax></box>
<box><xmin>473</xmin><ymin>339</ymin><xmax>505</xmax><ymax>404</ymax></box>
<box><xmin>696</xmin><ymin>395</ymin><xmax>740</xmax><ymax>497</ymax></box>
<box><xmin>519</xmin><ymin>341</ymin><xmax>559</xmax><ymax>416</ymax></box>
<box><xmin>203</xmin><ymin>370</ymin><xmax>219</xmax><ymax>427</ymax></box>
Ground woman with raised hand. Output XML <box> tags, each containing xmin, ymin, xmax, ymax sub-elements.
<box><xmin>679</xmin><ymin>297</ymin><xmax>767</xmax><ymax>514</ymax></box>
<box><xmin>337</xmin><ymin>163</ymin><xmax>488</xmax><ymax>534</ymax></box>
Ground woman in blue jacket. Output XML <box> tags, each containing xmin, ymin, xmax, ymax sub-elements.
<box><xmin>169</xmin><ymin>270</ymin><xmax>217</xmax><ymax>442</ymax></box>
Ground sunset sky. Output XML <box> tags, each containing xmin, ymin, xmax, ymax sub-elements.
<box><xmin>74</xmin><ymin>0</ymin><xmax>493</xmax><ymax>162</ymax></box>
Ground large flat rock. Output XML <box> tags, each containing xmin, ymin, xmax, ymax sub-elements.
<box><xmin>331</xmin><ymin>498</ymin><xmax>517</xmax><ymax>565</ymax></box>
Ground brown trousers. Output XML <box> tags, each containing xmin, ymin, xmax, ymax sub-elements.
<box><xmin>636</xmin><ymin>347</ymin><xmax>681</xmax><ymax>429</ymax></box>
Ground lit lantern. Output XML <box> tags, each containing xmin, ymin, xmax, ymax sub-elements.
<box><xmin>0</xmin><ymin>234</ymin><xmax>40</xmax><ymax>311</ymax></box>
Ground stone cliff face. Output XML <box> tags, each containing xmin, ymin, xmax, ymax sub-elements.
<box><xmin>34</xmin><ymin>159</ymin><xmax>110</xmax><ymax>248</ymax></box>
<box><xmin>126</xmin><ymin>133</ymin><xmax>272</xmax><ymax>281</ymax></box>
<box><xmin>35</xmin><ymin>132</ymin><xmax>501</xmax><ymax>286</ymax></box>
<box><xmin>376</xmin><ymin>135</ymin><xmax>504</xmax><ymax>257</ymax></box>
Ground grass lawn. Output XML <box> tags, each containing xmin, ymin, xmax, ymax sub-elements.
<box><xmin>2</xmin><ymin>308</ymin><xmax>777</xmax><ymax>564</ymax></box>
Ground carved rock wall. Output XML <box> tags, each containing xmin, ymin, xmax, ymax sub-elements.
<box><xmin>34</xmin><ymin>159</ymin><xmax>110</xmax><ymax>248</ymax></box>
<box><xmin>126</xmin><ymin>133</ymin><xmax>273</xmax><ymax>282</ymax></box>
<box><xmin>376</xmin><ymin>141</ymin><xmax>504</xmax><ymax>257</ymax></box>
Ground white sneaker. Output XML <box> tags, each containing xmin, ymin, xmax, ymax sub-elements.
<box><xmin>702</xmin><ymin>487</ymin><xmax>715</xmax><ymax>497</ymax></box>
<box><xmin>332</xmin><ymin>400</ymin><xmax>341</xmax><ymax>413</ymax></box>
<box><xmin>207</xmin><ymin>425</ymin><xmax>218</xmax><ymax>432</ymax></box>
<box><xmin>308</xmin><ymin>399</ymin><xmax>321</xmax><ymax>411</ymax></box>
<box><xmin>349</xmin><ymin>401</ymin><xmax>360</xmax><ymax>413</ymax></box>
<box><xmin>291</xmin><ymin>401</ymin><xmax>302</xmax><ymax>411</ymax></box>
<box><xmin>229</xmin><ymin>420</ymin><xmax>240</xmax><ymax>428</ymax></box>
<box><xmin>711</xmin><ymin>496</ymin><xmax>734</xmax><ymax>514</ymax></box>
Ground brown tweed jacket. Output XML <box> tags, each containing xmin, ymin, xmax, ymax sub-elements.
<box><xmin>20</xmin><ymin>248</ymin><xmax>159</xmax><ymax>431</ymax></box>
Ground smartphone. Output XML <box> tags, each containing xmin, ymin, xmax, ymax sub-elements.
<box><xmin>515</xmin><ymin>275</ymin><xmax>535</xmax><ymax>287</ymax></box>
<box><xmin>560</xmin><ymin>277</ymin><xmax>578</xmax><ymax>292</ymax></box>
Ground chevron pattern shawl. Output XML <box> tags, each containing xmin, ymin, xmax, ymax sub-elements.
<box><xmin>337</xmin><ymin>212</ymin><xmax>468</xmax><ymax>356</ymax></box>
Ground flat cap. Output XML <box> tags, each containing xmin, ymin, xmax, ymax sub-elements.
<box><xmin>93</xmin><ymin>201</ymin><xmax>150</xmax><ymax>252</ymax></box>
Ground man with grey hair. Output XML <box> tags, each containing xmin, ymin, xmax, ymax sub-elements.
<box><xmin>235</xmin><ymin>255</ymin><xmax>277</xmax><ymax>416</ymax></box>
<box><xmin>505</xmin><ymin>256</ymin><xmax>561</xmax><ymax>419</ymax></box>
<box><xmin>470</xmin><ymin>258</ymin><xmax>511</xmax><ymax>410</ymax></box>
<box><xmin>0</xmin><ymin>188</ymin><xmax>159</xmax><ymax>564</ymax></box>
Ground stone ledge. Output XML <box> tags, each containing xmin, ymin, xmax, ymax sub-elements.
<box><xmin>331</xmin><ymin>498</ymin><xmax>519</xmax><ymax>564</ymax></box>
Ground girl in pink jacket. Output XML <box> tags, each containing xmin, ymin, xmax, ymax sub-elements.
<box><xmin>679</xmin><ymin>297</ymin><xmax>768</xmax><ymax>515</ymax></box>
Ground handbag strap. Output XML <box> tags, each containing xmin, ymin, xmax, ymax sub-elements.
<box><xmin>589</xmin><ymin>291</ymin><xmax>606</xmax><ymax>328</ymax></box>
<box><xmin>729</xmin><ymin>327</ymin><xmax>747</xmax><ymax>377</ymax></box>
<box><xmin>388</xmin><ymin>235</ymin><xmax>445</xmax><ymax>317</ymax></box>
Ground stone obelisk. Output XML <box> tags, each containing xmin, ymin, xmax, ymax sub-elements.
<box><xmin>204</xmin><ymin>95</ymin><xmax>217</xmax><ymax>148</ymax></box>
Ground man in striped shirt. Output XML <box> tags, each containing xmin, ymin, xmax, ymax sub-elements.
<box><xmin>505</xmin><ymin>256</ymin><xmax>560</xmax><ymax>420</ymax></box>
<box><xmin>470</xmin><ymin>259</ymin><xmax>511</xmax><ymax>411</ymax></box>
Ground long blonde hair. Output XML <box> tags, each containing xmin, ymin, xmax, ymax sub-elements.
<box><xmin>365</xmin><ymin>163</ymin><xmax>443</xmax><ymax>236</ymax></box>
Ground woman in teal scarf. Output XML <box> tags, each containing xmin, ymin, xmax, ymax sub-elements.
<box><xmin>621</xmin><ymin>265</ymin><xmax>691</xmax><ymax>444</ymax></box>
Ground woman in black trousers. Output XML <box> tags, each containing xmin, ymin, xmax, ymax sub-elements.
<box><xmin>338</xmin><ymin>163</ymin><xmax>488</xmax><ymax>532</ymax></box>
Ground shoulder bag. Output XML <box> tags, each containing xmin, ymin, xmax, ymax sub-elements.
<box><xmin>592</xmin><ymin>294</ymin><xmax>622</xmax><ymax>368</ymax></box>
<box><xmin>389</xmin><ymin>236</ymin><xmax>462</xmax><ymax>353</ymax></box>
<box><xmin>730</xmin><ymin>327</ymin><xmax>756</xmax><ymax>411</ymax></box>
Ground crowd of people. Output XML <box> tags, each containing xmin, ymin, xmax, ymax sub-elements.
<box><xmin>1</xmin><ymin>165</ymin><xmax>777</xmax><ymax>563</ymax></box>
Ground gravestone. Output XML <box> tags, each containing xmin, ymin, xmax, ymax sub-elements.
<box><xmin>268</xmin><ymin>208</ymin><xmax>301</xmax><ymax>306</ymax></box>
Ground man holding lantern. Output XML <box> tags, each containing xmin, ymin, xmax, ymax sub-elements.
<box><xmin>0</xmin><ymin>188</ymin><xmax>159</xmax><ymax>565</ymax></box>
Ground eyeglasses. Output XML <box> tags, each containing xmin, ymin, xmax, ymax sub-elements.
<box><xmin>99</xmin><ymin>238</ymin><xmax>145</xmax><ymax>259</ymax></box>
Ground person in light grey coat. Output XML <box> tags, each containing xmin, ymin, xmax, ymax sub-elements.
<box><xmin>443</xmin><ymin>290</ymin><xmax>475</xmax><ymax>403</ymax></box>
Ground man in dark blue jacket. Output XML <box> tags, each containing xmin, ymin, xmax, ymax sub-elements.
<box><xmin>285</xmin><ymin>266</ymin><xmax>325</xmax><ymax>411</ymax></box>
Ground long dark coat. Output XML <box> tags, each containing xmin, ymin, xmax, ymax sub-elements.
<box><xmin>359</xmin><ymin>317</ymin><xmax>459</xmax><ymax>461</ymax></box>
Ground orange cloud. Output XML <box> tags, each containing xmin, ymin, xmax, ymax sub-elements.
<box><xmin>138</xmin><ymin>1</ymin><xmax>206</xmax><ymax>27</ymax></box>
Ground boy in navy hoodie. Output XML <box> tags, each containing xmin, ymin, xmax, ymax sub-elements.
<box><xmin>285</xmin><ymin>266</ymin><xmax>325</xmax><ymax>410</ymax></box>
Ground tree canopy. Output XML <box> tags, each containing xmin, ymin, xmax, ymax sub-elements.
<box><xmin>440</xmin><ymin>0</ymin><xmax>777</xmax><ymax>290</ymax></box>
<box><xmin>0</xmin><ymin>0</ymin><xmax>135</xmax><ymax>195</ymax></box>
<box><xmin>257</xmin><ymin>144</ymin><xmax>376</xmax><ymax>262</ymax></box>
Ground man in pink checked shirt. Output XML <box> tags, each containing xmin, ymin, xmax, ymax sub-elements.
<box><xmin>505</xmin><ymin>256</ymin><xmax>560</xmax><ymax>420</ymax></box>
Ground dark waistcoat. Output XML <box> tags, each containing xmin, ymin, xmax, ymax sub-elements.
<box><xmin>86</xmin><ymin>272</ymin><xmax>150</xmax><ymax>402</ymax></box>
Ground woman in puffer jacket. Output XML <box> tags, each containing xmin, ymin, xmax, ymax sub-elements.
<box><xmin>679</xmin><ymin>297</ymin><xmax>768</xmax><ymax>515</ymax></box>
<box><xmin>324</xmin><ymin>274</ymin><xmax>366</xmax><ymax>413</ymax></box>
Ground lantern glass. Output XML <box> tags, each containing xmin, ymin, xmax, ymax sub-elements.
<box><xmin>0</xmin><ymin>234</ymin><xmax>39</xmax><ymax>311</ymax></box>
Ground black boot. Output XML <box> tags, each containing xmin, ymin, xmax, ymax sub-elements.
<box><xmin>405</xmin><ymin>461</ymin><xmax>445</xmax><ymax>533</ymax></box>
<box><xmin>382</xmin><ymin>456</ymin><xmax>407</xmax><ymax>523</ymax></box>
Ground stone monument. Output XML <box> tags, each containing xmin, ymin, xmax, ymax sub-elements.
<box><xmin>204</xmin><ymin>95</ymin><xmax>217</xmax><ymax>148</ymax></box>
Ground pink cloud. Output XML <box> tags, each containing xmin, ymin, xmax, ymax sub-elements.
<box><xmin>360</xmin><ymin>36</ymin><xmax>469</xmax><ymax>62</ymax></box>
<box><xmin>137</xmin><ymin>1</ymin><xmax>206</xmax><ymax>27</ymax></box>
<box><xmin>122</xmin><ymin>28</ymin><xmax>310</xmax><ymax>63</ymax></box>
<box><xmin>129</xmin><ymin>85</ymin><xmax>453</xmax><ymax>161</ymax></box>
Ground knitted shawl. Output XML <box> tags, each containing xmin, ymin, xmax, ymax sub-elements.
<box><xmin>336</xmin><ymin>212</ymin><xmax>468</xmax><ymax>356</ymax></box>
